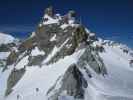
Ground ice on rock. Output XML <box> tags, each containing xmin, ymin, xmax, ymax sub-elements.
<box><xmin>50</xmin><ymin>34</ymin><xmax>57</xmax><ymax>42</ymax></box>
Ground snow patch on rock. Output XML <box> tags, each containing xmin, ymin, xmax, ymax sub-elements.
<box><xmin>31</xmin><ymin>47</ymin><xmax>45</xmax><ymax>57</ymax></box>
<box><xmin>50</xmin><ymin>34</ymin><xmax>57</xmax><ymax>42</ymax></box>
<box><xmin>43</xmin><ymin>14</ymin><xmax>59</xmax><ymax>25</ymax></box>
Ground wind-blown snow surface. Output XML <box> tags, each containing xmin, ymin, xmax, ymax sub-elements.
<box><xmin>84</xmin><ymin>45</ymin><xmax>133</xmax><ymax>100</ymax></box>
<box><xmin>0</xmin><ymin>49</ymin><xmax>84</xmax><ymax>100</ymax></box>
<box><xmin>0</xmin><ymin>44</ymin><xmax>133</xmax><ymax>100</ymax></box>
<box><xmin>0</xmin><ymin>33</ymin><xmax>15</xmax><ymax>45</ymax></box>
<box><xmin>0</xmin><ymin>31</ymin><xmax>133</xmax><ymax>100</ymax></box>
<box><xmin>0</xmin><ymin>52</ymin><xmax>10</xmax><ymax>60</ymax></box>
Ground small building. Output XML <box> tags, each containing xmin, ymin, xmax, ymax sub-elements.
<box><xmin>44</xmin><ymin>6</ymin><xmax>54</xmax><ymax>17</ymax></box>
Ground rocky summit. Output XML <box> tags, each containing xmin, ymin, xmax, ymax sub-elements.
<box><xmin>0</xmin><ymin>7</ymin><xmax>133</xmax><ymax>100</ymax></box>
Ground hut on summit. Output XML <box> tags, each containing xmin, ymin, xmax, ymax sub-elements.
<box><xmin>44</xmin><ymin>6</ymin><xmax>54</xmax><ymax>17</ymax></box>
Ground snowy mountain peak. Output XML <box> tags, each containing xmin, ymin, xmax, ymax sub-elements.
<box><xmin>0</xmin><ymin>7</ymin><xmax>133</xmax><ymax>100</ymax></box>
<box><xmin>40</xmin><ymin>7</ymin><xmax>79</xmax><ymax>28</ymax></box>
<box><xmin>0</xmin><ymin>32</ymin><xmax>15</xmax><ymax>45</ymax></box>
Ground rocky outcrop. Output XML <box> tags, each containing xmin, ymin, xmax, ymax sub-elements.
<box><xmin>0</xmin><ymin>44</ymin><xmax>11</xmax><ymax>52</ymax></box>
<box><xmin>47</xmin><ymin>64</ymin><xmax>87</xmax><ymax>100</ymax></box>
<box><xmin>44</xmin><ymin>6</ymin><xmax>54</xmax><ymax>17</ymax></box>
<box><xmin>47</xmin><ymin>46</ymin><xmax>107</xmax><ymax>100</ymax></box>
<box><xmin>28</xmin><ymin>55</ymin><xmax>44</xmax><ymax>66</ymax></box>
<box><xmin>0</xmin><ymin>36</ymin><xmax>18</xmax><ymax>71</ymax></box>
<box><xmin>5</xmin><ymin>68</ymin><xmax>25</xmax><ymax>96</ymax></box>
<box><xmin>129</xmin><ymin>59</ymin><xmax>133</xmax><ymax>67</ymax></box>
<box><xmin>78</xmin><ymin>46</ymin><xmax>107</xmax><ymax>75</ymax></box>
<box><xmin>47</xmin><ymin>25</ymin><xmax>89</xmax><ymax>64</ymax></box>
<box><xmin>68</xmin><ymin>10</ymin><xmax>76</xmax><ymax>18</ymax></box>
<box><xmin>18</xmin><ymin>36</ymin><xmax>36</xmax><ymax>53</ymax></box>
<box><xmin>6</xmin><ymin>51</ymin><xmax>18</xmax><ymax>66</ymax></box>
<box><xmin>5</xmin><ymin>7</ymin><xmax>97</xmax><ymax>66</ymax></box>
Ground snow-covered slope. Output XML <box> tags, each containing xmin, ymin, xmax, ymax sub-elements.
<box><xmin>0</xmin><ymin>33</ymin><xmax>15</xmax><ymax>45</ymax></box>
<box><xmin>0</xmin><ymin>32</ymin><xmax>18</xmax><ymax>72</ymax></box>
<box><xmin>0</xmin><ymin>7</ymin><xmax>133</xmax><ymax>100</ymax></box>
<box><xmin>84</xmin><ymin>44</ymin><xmax>133</xmax><ymax>100</ymax></box>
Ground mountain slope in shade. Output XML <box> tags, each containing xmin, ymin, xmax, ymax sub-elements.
<box><xmin>0</xmin><ymin>7</ymin><xmax>133</xmax><ymax>100</ymax></box>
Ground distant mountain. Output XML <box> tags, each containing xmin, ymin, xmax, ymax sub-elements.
<box><xmin>97</xmin><ymin>32</ymin><xmax>133</xmax><ymax>49</ymax></box>
<box><xmin>0</xmin><ymin>7</ymin><xmax>133</xmax><ymax>100</ymax></box>
<box><xmin>0</xmin><ymin>32</ymin><xmax>15</xmax><ymax>45</ymax></box>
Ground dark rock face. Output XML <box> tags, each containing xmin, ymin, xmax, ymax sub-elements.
<box><xmin>61</xmin><ymin>64</ymin><xmax>88</xmax><ymax>98</ymax></box>
<box><xmin>28</xmin><ymin>55</ymin><xmax>45</xmax><ymax>66</ymax></box>
<box><xmin>0</xmin><ymin>43</ymin><xmax>16</xmax><ymax>52</ymax></box>
<box><xmin>78</xmin><ymin>46</ymin><xmax>107</xmax><ymax>75</ymax></box>
<box><xmin>68</xmin><ymin>10</ymin><xmax>76</xmax><ymax>18</ymax></box>
<box><xmin>6</xmin><ymin>51</ymin><xmax>18</xmax><ymax>66</ymax></box>
<box><xmin>18</xmin><ymin>36</ymin><xmax>36</xmax><ymax>53</ymax></box>
<box><xmin>5</xmin><ymin>68</ymin><xmax>25</xmax><ymax>96</ymax></box>
<box><xmin>129</xmin><ymin>59</ymin><xmax>133</xmax><ymax>67</ymax></box>
<box><xmin>0</xmin><ymin>60</ymin><xmax>5</xmax><ymax>68</ymax></box>
<box><xmin>47</xmin><ymin>64</ymin><xmax>88</xmax><ymax>100</ymax></box>
<box><xmin>45</xmin><ymin>25</ymin><xmax>91</xmax><ymax>65</ymax></box>
<box><xmin>0</xmin><ymin>44</ymin><xmax>10</xmax><ymax>52</ymax></box>
<box><xmin>36</xmin><ymin>24</ymin><xmax>60</xmax><ymax>54</ymax></box>
<box><xmin>73</xmin><ymin>25</ymin><xmax>88</xmax><ymax>44</ymax></box>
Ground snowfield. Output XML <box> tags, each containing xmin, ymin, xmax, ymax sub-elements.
<box><xmin>83</xmin><ymin>45</ymin><xmax>133</xmax><ymax>100</ymax></box>
<box><xmin>0</xmin><ymin>33</ymin><xmax>15</xmax><ymax>45</ymax></box>
<box><xmin>0</xmin><ymin>44</ymin><xmax>133</xmax><ymax>100</ymax></box>
<box><xmin>0</xmin><ymin>52</ymin><xmax>10</xmax><ymax>60</ymax></box>
<box><xmin>0</xmin><ymin>49</ymin><xmax>84</xmax><ymax>100</ymax></box>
